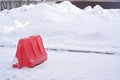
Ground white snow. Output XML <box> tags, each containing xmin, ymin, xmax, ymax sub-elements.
<box><xmin>0</xmin><ymin>1</ymin><xmax>120</xmax><ymax>52</ymax></box>
<box><xmin>0</xmin><ymin>47</ymin><xmax>120</xmax><ymax>80</ymax></box>
<box><xmin>0</xmin><ymin>1</ymin><xmax>120</xmax><ymax>80</ymax></box>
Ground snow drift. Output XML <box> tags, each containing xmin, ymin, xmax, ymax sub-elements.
<box><xmin>0</xmin><ymin>1</ymin><xmax>120</xmax><ymax>80</ymax></box>
<box><xmin>0</xmin><ymin>1</ymin><xmax>120</xmax><ymax>53</ymax></box>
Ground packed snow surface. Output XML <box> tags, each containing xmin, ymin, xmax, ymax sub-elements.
<box><xmin>0</xmin><ymin>1</ymin><xmax>120</xmax><ymax>80</ymax></box>
<box><xmin>0</xmin><ymin>47</ymin><xmax>120</xmax><ymax>80</ymax></box>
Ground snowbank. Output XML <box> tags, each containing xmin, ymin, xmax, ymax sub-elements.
<box><xmin>0</xmin><ymin>1</ymin><xmax>120</xmax><ymax>53</ymax></box>
<box><xmin>0</xmin><ymin>1</ymin><xmax>120</xmax><ymax>80</ymax></box>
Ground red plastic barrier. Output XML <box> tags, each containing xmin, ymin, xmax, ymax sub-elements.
<box><xmin>13</xmin><ymin>35</ymin><xmax>47</xmax><ymax>68</ymax></box>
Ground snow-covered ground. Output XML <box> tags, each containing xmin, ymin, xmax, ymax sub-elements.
<box><xmin>0</xmin><ymin>47</ymin><xmax>120</xmax><ymax>80</ymax></box>
<box><xmin>0</xmin><ymin>1</ymin><xmax>120</xmax><ymax>80</ymax></box>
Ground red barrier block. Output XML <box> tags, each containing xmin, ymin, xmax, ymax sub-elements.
<box><xmin>13</xmin><ymin>35</ymin><xmax>47</xmax><ymax>68</ymax></box>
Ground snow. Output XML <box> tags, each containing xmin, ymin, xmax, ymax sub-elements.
<box><xmin>0</xmin><ymin>47</ymin><xmax>120</xmax><ymax>80</ymax></box>
<box><xmin>0</xmin><ymin>1</ymin><xmax>120</xmax><ymax>80</ymax></box>
<box><xmin>0</xmin><ymin>1</ymin><xmax>120</xmax><ymax>52</ymax></box>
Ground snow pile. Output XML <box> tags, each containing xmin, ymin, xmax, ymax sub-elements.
<box><xmin>0</xmin><ymin>1</ymin><xmax>120</xmax><ymax>53</ymax></box>
<box><xmin>0</xmin><ymin>1</ymin><xmax>120</xmax><ymax>80</ymax></box>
